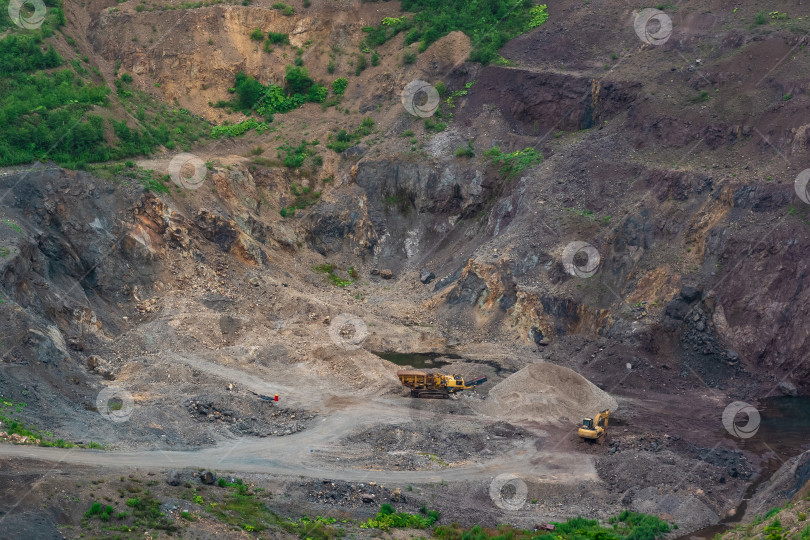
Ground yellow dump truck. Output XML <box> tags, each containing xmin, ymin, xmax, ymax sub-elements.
<box><xmin>396</xmin><ymin>370</ymin><xmax>487</xmax><ymax>399</ymax></box>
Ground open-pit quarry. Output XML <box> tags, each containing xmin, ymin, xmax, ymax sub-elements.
<box><xmin>1</xmin><ymin>0</ymin><xmax>810</xmax><ymax>539</ymax></box>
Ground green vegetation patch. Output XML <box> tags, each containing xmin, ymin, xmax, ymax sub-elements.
<box><xmin>362</xmin><ymin>0</ymin><xmax>548</xmax><ymax>64</ymax></box>
<box><xmin>0</xmin><ymin>2</ymin><xmax>213</xmax><ymax>169</ymax></box>
<box><xmin>0</xmin><ymin>397</ymin><xmax>103</xmax><ymax>448</ymax></box>
<box><xmin>125</xmin><ymin>493</ymin><xmax>178</xmax><ymax>531</ymax></box>
<box><xmin>312</xmin><ymin>264</ymin><xmax>355</xmax><ymax>287</ymax></box>
<box><xmin>277</xmin><ymin>140</ymin><xmax>321</xmax><ymax>169</ymax></box>
<box><xmin>484</xmin><ymin>146</ymin><xmax>543</xmax><ymax>179</ymax></box>
<box><xmin>211</xmin><ymin>118</ymin><xmax>272</xmax><ymax>138</ymax></box>
<box><xmin>267</xmin><ymin>31</ymin><xmax>290</xmax><ymax>44</ymax></box>
<box><xmin>435</xmin><ymin>511</ymin><xmax>670</xmax><ymax>540</ymax></box>
<box><xmin>326</xmin><ymin>117</ymin><xmax>375</xmax><ymax>153</ymax></box>
<box><xmin>219</xmin><ymin>68</ymin><xmax>328</xmax><ymax>120</ymax></box>
<box><xmin>362</xmin><ymin>503</ymin><xmax>439</xmax><ymax>531</ymax></box>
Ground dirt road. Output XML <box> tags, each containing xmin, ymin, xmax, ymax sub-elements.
<box><xmin>0</xmin><ymin>402</ymin><xmax>597</xmax><ymax>484</ymax></box>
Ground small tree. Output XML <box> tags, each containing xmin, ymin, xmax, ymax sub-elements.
<box><xmin>285</xmin><ymin>65</ymin><xmax>314</xmax><ymax>95</ymax></box>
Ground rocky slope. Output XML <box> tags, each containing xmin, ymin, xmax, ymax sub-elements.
<box><xmin>1</xmin><ymin>0</ymin><xmax>810</xmax><ymax>535</ymax></box>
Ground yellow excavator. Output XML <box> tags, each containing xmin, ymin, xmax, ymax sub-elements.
<box><xmin>578</xmin><ymin>409</ymin><xmax>610</xmax><ymax>444</ymax></box>
<box><xmin>397</xmin><ymin>370</ymin><xmax>487</xmax><ymax>399</ymax></box>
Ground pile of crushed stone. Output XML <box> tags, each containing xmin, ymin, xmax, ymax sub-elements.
<box><xmin>476</xmin><ymin>362</ymin><xmax>618</xmax><ymax>424</ymax></box>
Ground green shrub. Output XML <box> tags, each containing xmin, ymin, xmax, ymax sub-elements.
<box><xmin>355</xmin><ymin>54</ymin><xmax>368</xmax><ymax>75</ymax></box>
<box><xmin>528</xmin><ymin>4</ymin><xmax>549</xmax><ymax>28</ymax></box>
<box><xmin>249</xmin><ymin>27</ymin><xmax>264</xmax><ymax>41</ymax></box>
<box><xmin>234</xmin><ymin>71</ymin><xmax>265</xmax><ymax>111</ymax></box>
<box><xmin>267</xmin><ymin>31</ymin><xmax>289</xmax><ymax>44</ymax></box>
<box><xmin>371</xmin><ymin>51</ymin><xmax>380</xmax><ymax>66</ymax></box>
<box><xmin>271</xmin><ymin>1</ymin><xmax>294</xmax><ymax>15</ymax></box>
<box><xmin>755</xmin><ymin>11</ymin><xmax>767</xmax><ymax>25</ymax></box>
<box><xmin>361</xmin><ymin>504</ymin><xmax>439</xmax><ymax>531</ymax></box>
<box><xmin>424</xmin><ymin>118</ymin><xmax>446</xmax><ymax>132</ymax></box>
<box><xmin>332</xmin><ymin>77</ymin><xmax>348</xmax><ymax>95</ymax></box>
<box><xmin>403</xmin><ymin>51</ymin><xmax>417</xmax><ymax>64</ymax></box>
<box><xmin>285</xmin><ymin>65</ymin><xmax>314</xmax><ymax>94</ymax></box>
<box><xmin>455</xmin><ymin>140</ymin><xmax>475</xmax><ymax>157</ymax></box>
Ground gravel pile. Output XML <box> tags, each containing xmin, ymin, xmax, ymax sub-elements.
<box><xmin>477</xmin><ymin>362</ymin><xmax>617</xmax><ymax>424</ymax></box>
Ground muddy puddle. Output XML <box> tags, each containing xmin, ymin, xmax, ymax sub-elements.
<box><xmin>372</xmin><ymin>351</ymin><xmax>459</xmax><ymax>369</ymax></box>
<box><xmin>680</xmin><ymin>395</ymin><xmax>810</xmax><ymax>539</ymax></box>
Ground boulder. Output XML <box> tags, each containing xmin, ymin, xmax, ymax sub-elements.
<box><xmin>420</xmin><ymin>270</ymin><xmax>435</xmax><ymax>284</ymax></box>
<box><xmin>200</xmin><ymin>471</ymin><xmax>216</xmax><ymax>485</ymax></box>
<box><xmin>778</xmin><ymin>381</ymin><xmax>798</xmax><ymax>397</ymax></box>
<box><xmin>664</xmin><ymin>299</ymin><xmax>690</xmax><ymax>320</ymax></box>
<box><xmin>166</xmin><ymin>470</ymin><xmax>180</xmax><ymax>486</ymax></box>
<box><xmin>390</xmin><ymin>488</ymin><xmax>406</xmax><ymax>503</ymax></box>
<box><xmin>86</xmin><ymin>356</ymin><xmax>101</xmax><ymax>370</ymax></box>
<box><xmin>680</xmin><ymin>286</ymin><xmax>702</xmax><ymax>303</ymax></box>
<box><xmin>380</xmin><ymin>269</ymin><xmax>393</xmax><ymax>279</ymax></box>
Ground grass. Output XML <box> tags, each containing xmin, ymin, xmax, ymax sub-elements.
<box><xmin>326</xmin><ymin>117</ymin><xmax>375</xmax><ymax>153</ymax></box>
<box><xmin>313</xmin><ymin>264</ymin><xmax>355</xmax><ymax>287</ymax></box>
<box><xmin>277</xmin><ymin>140</ymin><xmax>320</xmax><ymax>169</ymax></box>
<box><xmin>280</xmin><ymin>181</ymin><xmax>322</xmax><ymax>217</ymax></box>
<box><xmin>86</xmin><ymin>162</ymin><xmax>172</xmax><ymax>193</ymax></box>
<box><xmin>125</xmin><ymin>493</ymin><xmax>178</xmax><ymax>531</ymax></box>
<box><xmin>3</xmin><ymin>220</ymin><xmax>23</xmax><ymax>235</ymax></box>
<box><xmin>84</xmin><ymin>501</ymin><xmax>114</xmax><ymax>522</ymax></box>
<box><xmin>0</xmin><ymin>397</ymin><xmax>102</xmax><ymax>449</ymax></box>
<box><xmin>211</xmin><ymin>119</ymin><xmax>272</xmax><ymax>138</ymax></box>
<box><xmin>434</xmin><ymin>511</ymin><xmax>670</xmax><ymax>540</ymax></box>
<box><xmin>484</xmin><ymin>147</ymin><xmax>543</xmax><ymax>179</ymax></box>
<box><xmin>455</xmin><ymin>140</ymin><xmax>475</xmax><ymax>157</ymax></box>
